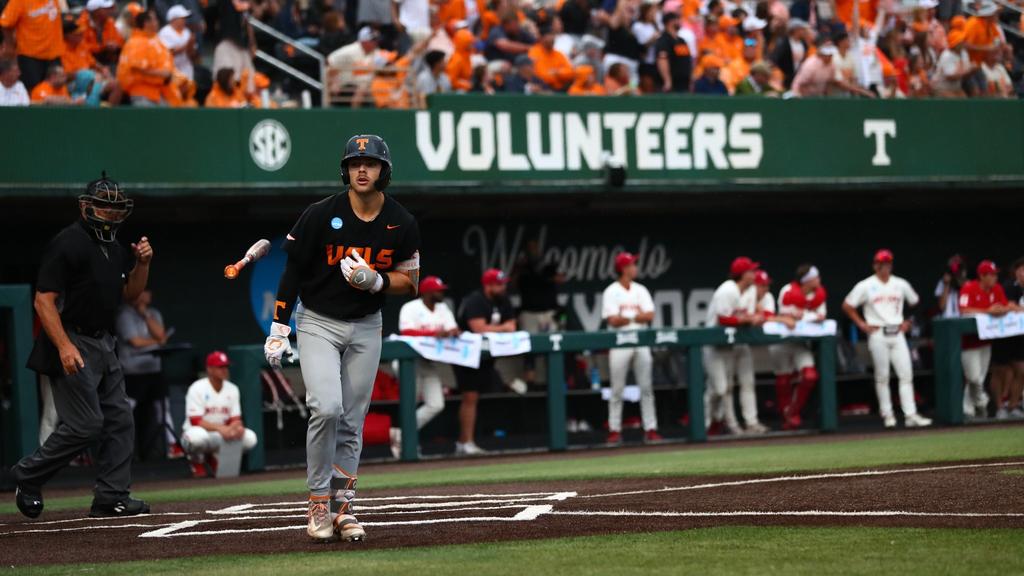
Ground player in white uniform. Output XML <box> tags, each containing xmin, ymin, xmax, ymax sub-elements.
<box><xmin>391</xmin><ymin>276</ymin><xmax>459</xmax><ymax>458</ymax></box>
<box><xmin>732</xmin><ymin>270</ymin><xmax>778</xmax><ymax>434</ymax></box>
<box><xmin>601</xmin><ymin>252</ymin><xmax>661</xmax><ymax>444</ymax></box>
<box><xmin>842</xmin><ymin>249</ymin><xmax>932</xmax><ymax>428</ymax></box>
<box><xmin>181</xmin><ymin>351</ymin><xmax>258</xmax><ymax>478</ymax></box>
<box><xmin>705</xmin><ymin>257</ymin><xmax>765</xmax><ymax>435</ymax></box>
<box><xmin>770</xmin><ymin>264</ymin><xmax>826</xmax><ymax>430</ymax></box>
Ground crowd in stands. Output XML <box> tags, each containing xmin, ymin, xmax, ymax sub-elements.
<box><xmin>1</xmin><ymin>0</ymin><xmax>1021</xmax><ymax>107</ymax></box>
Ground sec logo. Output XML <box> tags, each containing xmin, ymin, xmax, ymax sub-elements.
<box><xmin>249</xmin><ymin>119</ymin><xmax>291</xmax><ymax>172</ymax></box>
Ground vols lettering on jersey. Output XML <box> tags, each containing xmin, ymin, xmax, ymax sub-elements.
<box><xmin>325</xmin><ymin>245</ymin><xmax>394</xmax><ymax>269</ymax></box>
<box><xmin>283</xmin><ymin>192</ymin><xmax>420</xmax><ymax>321</ymax></box>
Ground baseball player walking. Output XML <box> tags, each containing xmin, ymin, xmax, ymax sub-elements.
<box><xmin>958</xmin><ymin>260</ymin><xmax>1012</xmax><ymax>418</ymax></box>
<box><xmin>14</xmin><ymin>174</ymin><xmax>152</xmax><ymax>519</ymax></box>
<box><xmin>265</xmin><ymin>134</ymin><xmax>420</xmax><ymax>543</ymax></box>
<box><xmin>842</xmin><ymin>250</ymin><xmax>932</xmax><ymax>428</ymax></box>
<box><xmin>771</xmin><ymin>264</ymin><xmax>827</xmax><ymax>430</ymax></box>
<box><xmin>705</xmin><ymin>257</ymin><xmax>765</xmax><ymax>435</ymax></box>
<box><xmin>391</xmin><ymin>276</ymin><xmax>459</xmax><ymax>458</ymax></box>
<box><xmin>601</xmin><ymin>252</ymin><xmax>661</xmax><ymax>444</ymax></box>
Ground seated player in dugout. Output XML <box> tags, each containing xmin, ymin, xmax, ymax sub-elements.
<box><xmin>181</xmin><ymin>351</ymin><xmax>258</xmax><ymax>478</ymax></box>
<box><xmin>264</xmin><ymin>134</ymin><xmax>420</xmax><ymax>543</ymax></box>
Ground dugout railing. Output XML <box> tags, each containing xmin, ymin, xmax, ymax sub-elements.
<box><xmin>0</xmin><ymin>285</ymin><xmax>990</xmax><ymax>472</ymax></box>
<box><xmin>227</xmin><ymin>328</ymin><xmax>840</xmax><ymax>470</ymax></box>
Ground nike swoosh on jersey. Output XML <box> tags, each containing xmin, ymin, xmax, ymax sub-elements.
<box><xmin>386</xmin><ymin>225</ymin><xmax>400</xmax><ymax>230</ymax></box>
<box><xmin>287</xmin><ymin>234</ymin><xmax>296</xmax><ymax>240</ymax></box>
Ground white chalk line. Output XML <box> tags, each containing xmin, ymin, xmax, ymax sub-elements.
<box><xmin>0</xmin><ymin>512</ymin><xmax>192</xmax><ymax>528</ymax></box>
<box><xmin>144</xmin><ymin>505</ymin><xmax>557</xmax><ymax>537</ymax></box>
<box><xmin>206</xmin><ymin>493</ymin><xmax>576</xmax><ymax>515</ymax></box>
<box><xmin>582</xmin><ymin>461</ymin><xmax>1024</xmax><ymax>500</ymax></box>
<box><xmin>548</xmin><ymin>510</ymin><xmax>1024</xmax><ymax>518</ymax></box>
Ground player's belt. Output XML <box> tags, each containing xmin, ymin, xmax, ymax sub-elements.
<box><xmin>882</xmin><ymin>325</ymin><xmax>901</xmax><ymax>336</ymax></box>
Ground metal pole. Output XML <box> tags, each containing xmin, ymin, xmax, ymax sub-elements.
<box><xmin>398</xmin><ymin>357</ymin><xmax>419</xmax><ymax>461</ymax></box>
<box><xmin>546</xmin><ymin>350</ymin><xmax>567</xmax><ymax>451</ymax></box>
<box><xmin>933</xmin><ymin>319</ymin><xmax>966</xmax><ymax>425</ymax></box>
<box><xmin>816</xmin><ymin>336</ymin><xmax>838</xmax><ymax>432</ymax></box>
<box><xmin>686</xmin><ymin>346</ymin><xmax>707</xmax><ymax>442</ymax></box>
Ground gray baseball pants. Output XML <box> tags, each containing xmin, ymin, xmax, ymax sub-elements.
<box><xmin>296</xmin><ymin>305</ymin><xmax>382</xmax><ymax>497</ymax></box>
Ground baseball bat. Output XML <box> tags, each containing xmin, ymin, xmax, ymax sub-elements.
<box><xmin>224</xmin><ymin>239</ymin><xmax>271</xmax><ymax>279</ymax></box>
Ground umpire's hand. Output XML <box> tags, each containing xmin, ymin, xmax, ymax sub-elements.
<box><xmin>131</xmin><ymin>236</ymin><xmax>153</xmax><ymax>264</ymax></box>
<box><xmin>59</xmin><ymin>342</ymin><xmax>86</xmax><ymax>375</ymax></box>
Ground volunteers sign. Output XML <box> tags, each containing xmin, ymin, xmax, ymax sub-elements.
<box><xmin>1</xmin><ymin>96</ymin><xmax>1022</xmax><ymax>195</ymax></box>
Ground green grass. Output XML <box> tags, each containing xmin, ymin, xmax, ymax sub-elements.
<box><xmin>15</xmin><ymin>527</ymin><xmax>1024</xmax><ymax>576</ymax></box>
<box><xmin>5</xmin><ymin>427</ymin><xmax>1023</xmax><ymax>515</ymax></box>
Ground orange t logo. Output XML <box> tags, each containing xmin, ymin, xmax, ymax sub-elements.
<box><xmin>356</xmin><ymin>138</ymin><xmax>369</xmax><ymax>151</ymax></box>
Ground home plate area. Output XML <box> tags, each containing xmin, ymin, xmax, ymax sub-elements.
<box><xmin>2</xmin><ymin>460</ymin><xmax>1023</xmax><ymax>566</ymax></box>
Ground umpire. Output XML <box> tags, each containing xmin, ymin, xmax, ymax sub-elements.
<box><xmin>12</xmin><ymin>173</ymin><xmax>152</xmax><ymax>519</ymax></box>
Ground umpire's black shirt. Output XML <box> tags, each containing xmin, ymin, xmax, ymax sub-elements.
<box><xmin>36</xmin><ymin>220</ymin><xmax>135</xmax><ymax>334</ymax></box>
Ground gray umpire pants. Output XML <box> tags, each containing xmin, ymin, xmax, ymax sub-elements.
<box><xmin>12</xmin><ymin>332</ymin><xmax>135</xmax><ymax>502</ymax></box>
<box><xmin>296</xmin><ymin>305</ymin><xmax>382</xmax><ymax>497</ymax></box>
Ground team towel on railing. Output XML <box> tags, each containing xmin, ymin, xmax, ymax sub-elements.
<box><xmin>390</xmin><ymin>334</ymin><xmax>483</xmax><ymax>368</ymax></box>
<box><xmin>762</xmin><ymin>320</ymin><xmax>838</xmax><ymax>337</ymax></box>
<box><xmin>483</xmin><ymin>331</ymin><xmax>533</xmax><ymax>357</ymax></box>
<box><xmin>974</xmin><ymin>312</ymin><xmax>1024</xmax><ymax>340</ymax></box>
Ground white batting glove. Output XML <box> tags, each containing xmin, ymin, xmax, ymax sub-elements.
<box><xmin>264</xmin><ymin>322</ymin><xmax>294</xmax><ymax>368</ymax></box>
<box><xmin>340</xmin><ymin>250</ymin><xmax>384</xmax><ymax>293</ymax></box>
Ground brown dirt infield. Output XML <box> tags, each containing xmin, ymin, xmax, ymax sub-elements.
<box><xmin>1</xmin><ymin>458</ymin><xmax>1023</xmax><ymax>567</ymax></box>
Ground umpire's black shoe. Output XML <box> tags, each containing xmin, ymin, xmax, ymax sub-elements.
<box><xmin>15</xmin><ymin>485</ymin><xmax>44</xmax><ymax>519</ymax></box>
<box><xmin>88</xmin><ymin>497</ymin><xmax>151</xmax><ymax>518</ymax></box>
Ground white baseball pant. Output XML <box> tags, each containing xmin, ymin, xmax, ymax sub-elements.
<box><xmin>961</xmin><ymin>346</ymin><xmax>992</xmax><ymax>415</ymax></box>
<box><xmin>704</xmin><ymin>346</ymin><xmax>758</xmax><ymax>429</ymax></box>
<box><xmin>415</xmin><ymin>360</ymin><xmax>448</xmax><ymax>429</ymax></box>
<box><xmin>867</xmin><ymin>331</ymin><xmax>920</xmax><ymax>418</ymax></box>
<box><xmin>182</xmin><ymin>426</ymin><xmax>258</xmax><ymax>454</ymax></box>
<box><xmin>608</xmin><ymin>346</ymin><xmax>657</xmax><ymax>432</ymax></box>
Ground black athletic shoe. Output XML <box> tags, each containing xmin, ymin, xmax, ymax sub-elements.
<box><xmin>88</xmin><ymin>497</ymin><xmax>151</xmax><ymax>518</ymax></box>
<box><xmin>15</xmin><ymin>485</ymin><xmax>44</xmax><ymax>519</ymax></box>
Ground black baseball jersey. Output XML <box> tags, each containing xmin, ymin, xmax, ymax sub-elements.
<box><xmin>27</xmin><ymin>220</ymin><xmax>135</xmax><ymax>375</ymax></box>
<box><xmin>36</xmin><ymin>220</ymin><xmax>135</xmax><ymax>332</ymax></box>
<box><xmin>282</xmin><ymin>192</ymin><xmax>420</xmax><ymax>321</ymax></box>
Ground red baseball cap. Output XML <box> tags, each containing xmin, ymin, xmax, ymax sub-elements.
<box><xmin>481</xmin><ymin>268</ymin><xmax>508</xmax><ymax>286</ymax></box>
<box><xmin>754</xmin><ymin>270</ymin><xmax>771</xmax><ymax>286</ymax></box>
<box><xmin>874</xmin><ymin>249</ymin><xmax>894</xmax><ymax>263</ymax></box>
<box><xmin>977</xmin><ymin>260</ymin><xmax>998</xmax><ymax>276</ymax></box>
<box><xmin>206</xmin><ymin>350</ymin><xmax>231</xmax><ymax>368</ymax></box>
<box><xmin>730</xmin><ymin>256</ymin><xmax>760</xmax><ymax>277</ymax></box>
<box><xmin>614</xmin><ymin>252</ymin><xmax>638</xmax><ymax>273</ymax></box>
<box><xmin>419</xmin><ymin>275</ymin><xmax>449</xmax><ymax>294</ymax></box>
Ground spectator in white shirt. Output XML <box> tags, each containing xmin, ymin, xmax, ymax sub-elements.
<box><xmin>842</xmin><ymin>249</ymin><xmax>933</xmax><ymax>429</ymax></box>
<box><xmin>0</xmin><ymin>58</ymin><xmax>29</xmax><ymax>106</ymax></box>
<box><xmin>158</xmin><ymin>5</ymin><xmax>196</xmax><ymax>80</ymax></box>
<box><xmin>391</xmin><ymin>276</ymin><xmax>459</xmax><ymax>458</ymax></box>
<box><xmin>327</xmin><ymin>26</ymin><xmax>380</xmax><ymax>95</ymax></box>
<box><xmin>601</xmin><ymin>252</ymin><xmax>661</xmax><ymax>445</ymax></box>
<box><xmin>182</xmin><ymin>351</ymin><xmax>258</xmax><ymax>478</ymax></box>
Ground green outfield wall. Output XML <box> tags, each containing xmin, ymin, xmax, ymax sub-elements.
<box><xmin>2</xmin><ymin>96</ymin><xmax>1022</xmax><ymax>195</ymax></box>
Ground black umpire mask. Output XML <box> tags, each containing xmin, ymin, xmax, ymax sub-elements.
<box><xmin>79</xmin><ymin>173</ymin><xmax>133</xmax><ymax>243</ymax></box>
